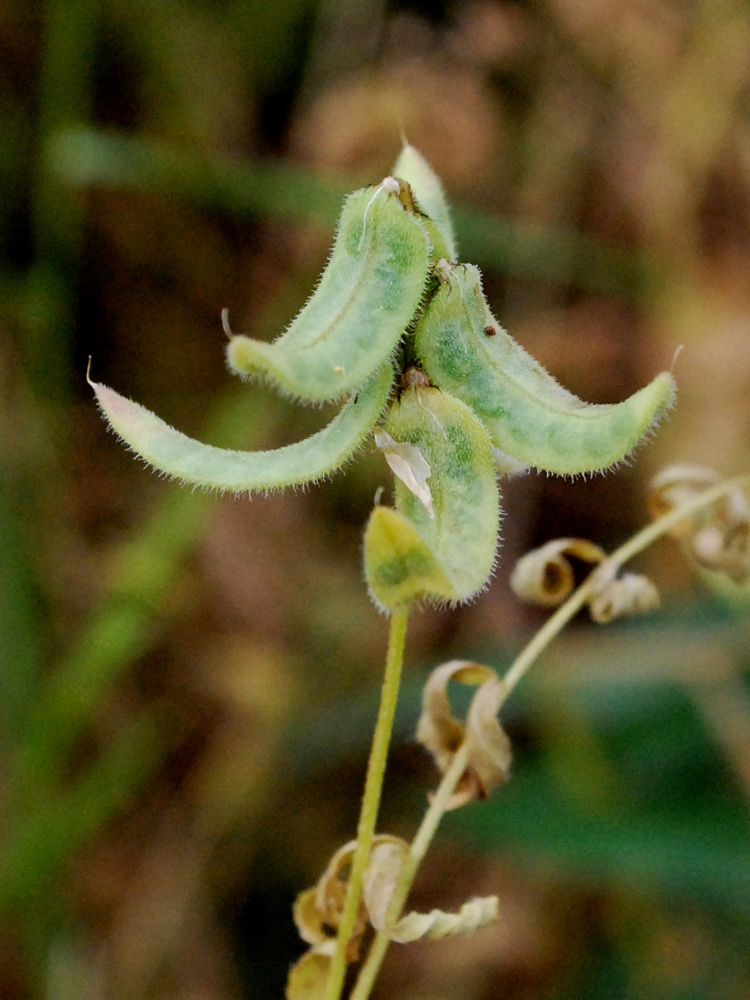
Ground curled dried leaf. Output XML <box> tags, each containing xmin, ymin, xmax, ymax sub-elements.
<box><xmin>648</xmin><ymin>465</ymin><xmax>720</xmax><ymax>537</ymax></box>
<box><xmin>417</xmin><ymin>661</ymin><xmax>512</xmax><ymax>810</ymax></box>
<box><xmin>293</xmin><ymin>887</ymin><xmax>332</xmax><ymax>953</ymax></box>
<box><xmin>464</xmin><ymin>677</ymin><xmax>512</xmax><ymax>797</ymax></box>
<box><xmin>362</xmin><ymin>839</ymin><xmax>409</xmax><ymax>933</ymax></box>
<box><xmin>292</xmin><ymin>835</ymin><xmax>406</xmax><ymax>963</ymax></box>
<box><xmin>649</xmin><ymin>465</ymin><xmax>750</xmax><ymax>583</ymax></box>
<box><xmin>362</xmin><ymin>841</ymin><xmax>499</xmax><ymax>944</ymax></box>
<box><xmin>692</xmin><ymin>521</ymin><xmax>750</xmax><ymax>583</ymax></box>
<box><xmin>510</xmin><ymin>538</ymin><xmax>606</xmax><ymax>607</ymax></box>
<box><xmin>390</xmin><ymin>896</ymin><xmax>500</xmax><ymax>944</ymax></box>
<box><xmin>374</xmin><ymin>429</ymin><xmax>434</xmax><ymax>518</ymax></box>
<box><xmin>588</xmin><ymin>567</ymin><xmax>660</xmax><ymax>623</ymax></box>
<box><xmin>512</xmin><ymin>539</ymin><xmax>660</xmax><ymax>623</ymax></box>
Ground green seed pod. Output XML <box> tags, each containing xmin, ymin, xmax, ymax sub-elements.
<box><xmin>227</xmin><ymin>178</ymin><xmax>431</xmax><ymax>403</ymax></box>
<box><xmin>392</xmin><ymin>143</ymin><xmax>458</xmax><ymax>263</ymax></box>
<box><xmin>414</xmin><ymin>262</ymin><xmax>676</xmax><ymax>475</ymax></box>
<box><xmin>365</xmin><ymin>384</ymin><xmax>499</xmax><ymax>610</ymax></box>
<box><xmin>90</xmin><ymin>362</ymin><xmax>394</xmax><ymax>493</ymax></box>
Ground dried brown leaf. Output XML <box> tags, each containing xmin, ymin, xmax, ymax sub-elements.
<box><xmin>510</xmin><ymin>538</ymin><xmax>606</xmax><ymax>607</ymax></box>
<box><xmin>588</xmin><ymin>568</ymin><xmax>661</xmax><ymax>623</ymax></box>
<box><xmin>391</xmin><ymin>895</ymin><xmax>500</xmax><ymax>943</ymax></box>
<box><xmin>417</xmin><ymin>661</ymin><xmax>512</xmax><ymax>810</ymax></box>
<box><xmin>362</xmin><ymin>839</ymin><xmax>409</xmax><ymax>933</ymax></box>
<box><xmin>512</xmin><ymin>538</ymin><xmax>661</xmax><ymax>623</ymax></box>
<box><xmin>648</xmin><ymin>465</ymin><xmax>720</xmax><ymax>536</ymax></box>
<box><xmin>363</xmin><ymin>842</ymin><xmax>499</xmax><ymax>944</ymax></box>
<box><xmin>693</xmin><ymin>521</ymin><xmax>750</xmax><ymax>583</ymax></box>
<box><xmin>464</xmin><ymin>677</ymin><xmax>512</xmax><ymax>798</ymax></box>
<box><xmin>293</xmin><ymin>835</ymin><xmax>408</xmax><ymax>966</ymax></box>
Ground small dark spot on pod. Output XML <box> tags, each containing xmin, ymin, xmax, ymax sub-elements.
<box><xmin>484</xmin><ymin>325</ymin><xmax>497</xmax><ymax>337</ymax></box>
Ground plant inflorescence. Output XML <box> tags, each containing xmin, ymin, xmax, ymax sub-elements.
<box><xmin>91</xmin><ymin>145</ymin><xmax>749</xmax><ymax>1000</ymax></box>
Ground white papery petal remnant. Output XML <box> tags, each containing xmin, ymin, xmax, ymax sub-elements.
<box><xmin>374</xmin><ymin>429</ymin><xmax>435</xmax><ymax>518</ymax></box>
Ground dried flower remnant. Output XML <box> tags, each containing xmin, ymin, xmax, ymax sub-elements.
<box><xmin>292</xmin><ymin>837</ymin><xmax>404</xmax><ymax>962</ymax></box>
<box><xmin>288</xmin><ymin>833</ymin><xmax>499</xmax><ymax>999</ymax></box>
<box><xmin>417</xmin><ymin>661</ymin><xmax>512</xmax><ymax>809</ymax></box>
<box><xmin>649</xmin><ymin>465</ymin><xmax>750</xmax><ymax>583</ymax></box>
<box><xmin>374</xmin><ymin>429</ymin><xmax>434</xmax><ymax>518</ymax></box>
<box><xmin>587</xmin><ymin>561</ymin><xmax>661</xmax><ymax>624</ymax></box>
<box><xmin>511</xmin><ymin>538</ymin><xmax>660</xmax><ymax>623</ymax></box>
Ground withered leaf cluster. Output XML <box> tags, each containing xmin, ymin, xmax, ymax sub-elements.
<box><xmin>510</xmin><ymin>538</ymin><xmax>660</xmax><ymax>623</ymax></box>
<box><xmin>649</xmin><ymin>466</ymin><xmax>750</xmax><ymax>583</ymax></box>
<box><xmin>287</xmin><ymin>659</ymin><xmax>513</xmax><ymax>998</ymax></box>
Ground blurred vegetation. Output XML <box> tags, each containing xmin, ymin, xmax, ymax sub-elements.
<box><xmin>1</xmin><ymin>1</ymin><xmax>750</xmax><ymax>998</ymax></box>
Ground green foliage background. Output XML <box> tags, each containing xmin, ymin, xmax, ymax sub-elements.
<box><xmin>1</xmin><ymin>1</ymin><xmax>750</xmax><ymax>997</ymax></box>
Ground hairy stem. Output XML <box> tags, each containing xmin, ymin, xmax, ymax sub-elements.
<box><xmin>324</xmin><ymin>608</ymin><xmax>409</xmax><ymax>1000</ymax></box>
<box><xmin>351</xmin><ymin>473</ymin><xmax>750</xmax><ymax>1000</ymax></box>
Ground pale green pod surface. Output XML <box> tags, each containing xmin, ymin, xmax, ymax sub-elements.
<box><xmin>364</xmin><ymin>386</ymin><xmax>499</xmax><ymax>610</ymax></box>
<box><xmin>227</xmin><ymin>179</ymin><xmax>431</xmax><ymax>403</ymax></box>
<box><xmin>90</xmin><ymin>362</ymin><xmax>394</xmax><ymax>493</ymax></box>
<box><xmin>415</xmin><ymin>263</ymin><xmax>676</xmax><ymax>475</ymax></box>
<box><xmin>392</xmin><ymin>144</ymin><xmax>458</xmax><ymax>263</ymax></box>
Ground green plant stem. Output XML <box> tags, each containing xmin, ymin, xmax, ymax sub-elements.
<box><xmin>349</xmin><ymin>741</ymin><xmax>469</xmax><ymax>1000</ymax></box>
<box><xmin>324</xmin><ymin>608</ymin><xmax>409</xmax><ymax>1000</ymax></box>
<box><xmin>351</xmin><ymin>472</ymin><xmax>750</xmax><ymax>1000</ymax></box>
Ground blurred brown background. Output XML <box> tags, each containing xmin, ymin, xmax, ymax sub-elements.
<box><xmin>1</xmin><ymin>1</ymin><xmax>750</xmax><ymax>997</ymax></box>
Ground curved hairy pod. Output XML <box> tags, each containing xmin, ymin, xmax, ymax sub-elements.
<box><xmin>364</xmin><ymin>385</ymin><xmax>499</xmax><ymax>609</ymax></box>
<box><xmin>227</xmin><ymin>178</ymin><xmax>431</xmax><ymax>403</ymax></box>
<box><xmin>90</xmin><ymin>362</ymin><xmax>394</xmax><ymax>493</ymax></box>
<box><xmin>414</xmin><ymin>262</ymin><xmax>676</xmax><ymax>475</ymax></box>
<box><xmin>392</xmin><ymin>143</ymin><xmax>457</xmax><ymax>263</ymax></box>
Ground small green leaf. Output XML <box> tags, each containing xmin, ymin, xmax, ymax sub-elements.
<box><xmin>90</xmin><ymin>362</ymin><xmax>394</xmax><ymax>493</ymax></box>
<box><xmin>392</xmin><ymin>143</ymin><xmax>458</xmax><ymax>262</ymax></box>
<box><xmin>365</xmin><ymin>385</ymin><xmax>499</xmax><ymax>609</ymax></box>
<box><xmin>227</xmin><ymin>178</ymin><xmax>431</xmax><ymax>402</ymax></box>
<box><xmin>415</xmin><ymin>262</ymin><xmax>676</xmax><ymax>475</ymax></box>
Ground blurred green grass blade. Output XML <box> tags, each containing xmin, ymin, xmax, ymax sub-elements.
<box><xmin>49</xmin><ymin>127</ymin><xmax>347</xmax><ymax>226</ymax></box>
<box><xmin>29</xmin><ymin>0</ymin><xmax>98</xmax><ymax>403</ymax></box>
<box><xmin>50</xmin><ymin>127</ymin><xmax>656</xmax><ymax>298</ymax></box>
<box><xmin>0</xmin><ymin>473</ymin><xmax>40</xmax><ymax>745</ymax></box>
<box><xmin>0</xmin><ymin>708</ymin><xmax>176</xmax><ymax>915</ymax></box>
<box><xmin>9</xmin><ymin>385</ymin><xmax>274</xmax><ymax>800</ymax></box>
<box><xmin>452</xmin><ymin>206</ymin><xmax>656</xmax><ymax>299</ymax></box>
